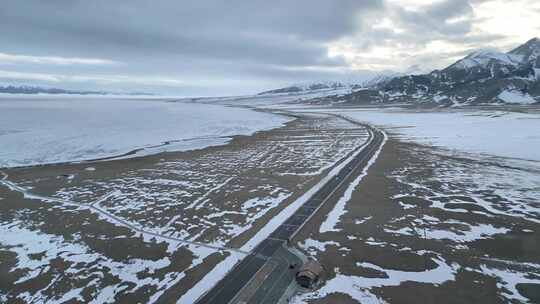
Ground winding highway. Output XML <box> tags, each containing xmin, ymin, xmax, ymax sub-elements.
<box><xmin>196</xmin><ymin>114</ymin><xmax>386</xmax><ymax>304</ymax></box>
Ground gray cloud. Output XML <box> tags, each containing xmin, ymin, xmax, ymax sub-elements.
<box><xmin>0</xmin><ymin>0</ymin><xmax>382</xmax><ymax>95</ymax></box>
<box><xmin>0</xmin><ymin>0</ymin><xmax>536</xmax><ymax>95</ymax></box>
<box><xmin>0</xmin><ymin>0</ymin><xmax>389</xmax><ymax>94</ymax></box>
<box><xmin>338</xmin><ymin>0</ymin><xmax>540</xmax><ymax>72</ymax></box>
<box><xmin>328</xmin><ymin>0</ymin><xmax>480</xmax><ymax>58</ymax></box>
<box><xmin>378</xmin><ymin>0</ymin><xmax>475</xmax><ymax>48</ymax></box>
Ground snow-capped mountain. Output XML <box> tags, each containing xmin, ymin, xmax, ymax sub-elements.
<box><xmin>0</xmin><ymin>84</ymin><xmax>109</xmax><ymax>95</ymax></box>
<box><xmin>333</xmin><ymin>37</ymin><xmax>540</xmax><ymax>106</ymax></box>
<box><xmin>258</xmin><ymin>81</ymin><xmax>349</xmax><ymax>95</ymax></box>
<box><xmin>259</xmin><ymin>72</ymin><xmax>404</xmax><ymax>96</ymax></box>
<box><xmin>0</xmin><ymin>84</ymin><xmax>153</xmax><ymax>96</ymax></box>
<box><xmin>447</xmin><ymin>49</ymin><xmax>522</xmax><ymax>71</ymax></box>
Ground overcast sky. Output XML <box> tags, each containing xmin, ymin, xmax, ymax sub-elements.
<box><xmin>1</xmin><ymin>0</ymin><xmax>539</xmax><ymax>96</ymax></box>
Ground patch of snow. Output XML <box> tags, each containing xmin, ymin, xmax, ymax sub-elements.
<box><xmin>298</xmin><ymin>239</ymin><xmax>340</xmax><ymax>256</ymax></box>
<box><xmin>385</xmin><ymin>221</ymin><xmax>510</xmax><ymax>243</ymax></box>
<box><xmin>365</xmin><ymin>237</ymin><xmax>388</xmax><ymax>247</ymax></box>
<box><xmin>293</xmin><ymin>256</ymin><xmax>459</xmax><ymax>303</ymax></box>
<box><xmin>399</xmin><ymin>200</ymin><xmax>416</xmax><ymax>209</ymax></box>
<box><xmin>241</xmin><ymin>191</ymin><xmax>289</xmax><ymax>211</ymax></box>
<box><xmin>354</xmin><ymin>216</ymin><xmax>373</xmax><ymax>225</ymax></box>
<box><xmin>498</xmin><ymin>90</ymin><xmax>537</xmax><ymax>104</ymax></box>
<box><xmin>479</xmin><ymin>264</ymin><xmax>540</xmax><ymax>302</ymax></box>
<box><xmin>433</xmin><ymin>94</ymin><xmax>447</xmax><ymax>102</ymax></box>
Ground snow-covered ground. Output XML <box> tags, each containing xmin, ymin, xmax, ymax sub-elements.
<box><xmin>0</xmin><ymin>111</ymin><xmax>370</xmax><ymax>303</ymax></box>
<box><xmin>0</xmin><ymin>220</ymin><xmax>225</xmax><ymax>304</ymax></box>
<box><xmin>281</xmin><ymin>106</ymin><xmax>540</xmax><ymax>303</ymax></box>
<box><xmin>312</xmin><ymin>108</ymin><xmax>540</xmax><ymax>161</ymax></box>
<box><xmin>294</xmin><ymin>255</ymin><xmax>459</xmax><ymax>304</ymax></box>
<box><xmin>0</xmin><ymin>96</ymin><xmax>291</xmax><ymax>168</ymax></box>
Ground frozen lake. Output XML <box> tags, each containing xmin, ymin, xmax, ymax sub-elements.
<box><xmin>0</xmin><ymin>96</ymin><xmax>291</xmax><ymax>168</ymax></box>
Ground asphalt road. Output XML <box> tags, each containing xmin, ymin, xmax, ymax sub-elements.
<box><xmin>197</xmin><ymin>116</ymin><xmax>385</xmax><ymax>304</ymax></box>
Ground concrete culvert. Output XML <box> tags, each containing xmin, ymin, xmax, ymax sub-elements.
<box><xmin>295</xmin><ymin>259</ymin><xmax>323</xmax><ymax>289</ymax></box>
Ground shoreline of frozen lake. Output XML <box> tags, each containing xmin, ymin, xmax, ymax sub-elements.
<box><xmin>0</xmin><ymin>96</ymin><xmax>292</xmax><ymax>168</ymax></box>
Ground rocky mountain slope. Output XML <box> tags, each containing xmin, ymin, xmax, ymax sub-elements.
<box><xmin>335</xmin><ymin>38</ymin><xmax>540</xmax><ymax>106</ymax></box>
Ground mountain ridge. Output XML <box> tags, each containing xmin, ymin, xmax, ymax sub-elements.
<box><xmin>0</xmin><ymin>84</ymin><xmax>154</xmax><ymax>96</ymax></box>
<box><xmin>257</xmin><ymin>81</ymin><xmax>351</xmax><ymax>95</ymax></box>
<box><xmin>331</xmin><ymin>37</ymin><xmax>540</xmax><ymax>106</ymax></box>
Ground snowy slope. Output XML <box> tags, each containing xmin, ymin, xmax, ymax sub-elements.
<box><xmin>449</xmin><ymin>49</ymin><xmax>522</xmax><ymax>70</ymax></box>
<box><xmin>306</xmin><ymin>108</ymin><xmax>540</xmax><ymax>161</ymax></box>
<box><xmin>509</xmin><ymin>37</ymin><xmax>540</xmax><ymax>66</ymax></box>
<box><xmin>498</xmin><ymin>90</ymin><xmax>537</xmax><ymax>104</ymax></box>
<box><xmin>446</xmin><ymin>38</ymin><xmax>540</xmax><ymax>72</ymax></box>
